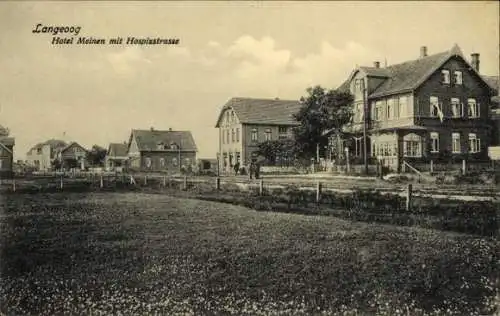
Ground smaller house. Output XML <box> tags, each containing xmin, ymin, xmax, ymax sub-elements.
<box><xmin>0</xmin><ymin>125</ymin><xmax>14</xmax><ymax>178</ymax></box>
<box><xmin>105</xmin><ymin>142</ymin><xmax>129</xmax><ymax>171</ymax></box>
<box><xmin>26</xmin><ymin>139</ymin><xmax>67</xmax><ymax>171</ymax></box>
<box><xmin>127</xmin><ymin>127</ymin><xmax>197</xmax><ymax>173</ymax></box>
<box><xmin>58</xmin><ymin>142</ymin><xmax>88</xmax><ymax>170</ymax></box>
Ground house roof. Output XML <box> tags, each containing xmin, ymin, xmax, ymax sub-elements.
<box><xmin>107</xmin><ymin>143</ymin><xmax>128</xmax><ymax>157</ymax></box>
<box><xmin>130</xmin><ymin>129</ymin><xmax>197</xmax><ymax>152</ymax></box>
<box><xmin>338</xmin><ymin>44</ymin><xmax>495</xmax><ymax>99</ymax></box>
<box><xmin>28</xmin><ymin>139</ymin><xmax>67</xmax><ymax>154</ymax></box>
<box><xmin>368</xmin><ymin>50</ymin><xmax>452</xmax><ymax>98</ymax></box>
<box><xmin>0</xmin><ymin>137</ymin><xmax>15</xmax><ymax>154</ymax></box>
<box><xmin>60</xmin><ymin>142</ymin><xmax>87</xmax><ymax>154</ymax></box>
<box><xmin>215</xmin><ymin>97</ymin><xmax>303</xmax><ymax>127</ymax></box>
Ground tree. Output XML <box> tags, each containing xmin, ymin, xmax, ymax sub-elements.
<box><xmin>257</xmin><ymin>139</ymin><xmax>299</xmax><ymax>166</ymax></box>
<box><xmin>87</xmin><ymin>145</ymin><xmax>107</xmax><ymax>167</ymax></box>
<box><xmin>293</xmin><ymin>86</ymin><xmax>354</xmax><ymax>160</ymax></box>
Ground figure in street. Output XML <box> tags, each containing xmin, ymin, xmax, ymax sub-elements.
<box><xmin>233</xmin><ymin>161</ymin><xmax>240</xmax><ymax>176</ymax></box>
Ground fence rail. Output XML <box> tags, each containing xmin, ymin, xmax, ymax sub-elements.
<box><xmin>1</xmin><ymin>172</ymin><xmax>499</xmax><ymax>206</ymax></box>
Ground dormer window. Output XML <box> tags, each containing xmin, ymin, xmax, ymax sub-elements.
<box><xmin>170</xmin><ymin>142</ymin><xmax>179</xmax><ymax>150</ymax></box>
<box><xmin>157</xmin><ymin>142</ymin><xmax>164</xmax><ymax>150</ymax></box>
<box><xmin>441</xmin><ymin>69</ymin><xmax>450</xmax><ymax>84</ymax></box>
<box><xmin>453</xmin><ymin>71</ymin><xmax>463</xmax><ymax>85</ymax></box>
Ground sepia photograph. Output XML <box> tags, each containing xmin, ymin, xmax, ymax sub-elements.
<box><xmin>0</xmin><ymin>1</ymin><xmax>499</xmax><ymax>315</ymax></box>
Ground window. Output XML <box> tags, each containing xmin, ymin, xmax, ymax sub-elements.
<box><xmin>226</xmin><ymin>112</ymin><xmax>230</xmax><ymax>124</ymax></box>
<box><xmin>185</xmin><ymin>158</ymin><xmax>191</xmax><ymax>166</ymax></box>
<box><xmin>452</xmin><ymin>133</ymin><xmax>461</xmax><ymax>153</ymax></box>
<box><xmin>404</xmin><ymin>141</ymin><xmax>421</xmax><ymax>157</ymax></box>
<box><xmin>264</xmin><ymin>128</ymin><xmax>272</xmax><ymax>141</ymax></box>
<box><xmin>387</xmin><ymin>99</ymin><xmax>393</xmax><ymax>120</ymax></box>
<box><xmin>467</xmin><ymin>98</ymin><xmax>479</xmax><ymax>118</ymax></box>
<box><xmin>172</xmin><ymin>157</ymin><xmax>178</xmax><ymax>166</ymax></box>
<box><xmin>441</xmin><ymin>69</ymin><xmax>450</xmax><ymax>84</ymax></box>
<box><xmin>454</xmin><ymin>71</ymin><xmax>463</xmax><ymax>85</ymax></box>
<box><xmin>374</xmin><ymin>101</ymin><xmax>383</xmax><ymax>121</ymax></box>
<box><xmin>236</xmin><ymin>128</ymin><xmax>240</xmax><ymax>142</ymax></box>
<box><xmin>450</xmin><ymin>98</ymin><xmax>463</xmax><ymax>118</ymax></box>
<box><xmin>430</xmin><ymin>132</ymin><xmax>439</xmax><ymax>153</ymax></box>
<box><xmin>398</xmin><ymin>96</ymin><xmax>407</xmax><ymax>118</ymax></box>
<box><xmin>222</xmin><ymin>129</ymin><xmax>225</xmax><ymax>144</ymax></box>
<box><xmin>160</xmin><ymin>158</ymin><xmax>165</xmax><ymax>168</ymax></box>
<box><xmin>231</xmin><ymin>129</ymin><xmax>235</xmax><ymax>142</ymax></box>
<box><xmin>144</xmin><ymin>157</ymin><xmax>152</xmax><ymax>168</ymax></box>
<box><xmin>430</xmin><ymin>96</ymin><xmax>440</xmax><ymax>117</ymax></box>
<box><xmin>279</xmin><ymin>126</ymin><xmax>288</xmax><ymax>139</ymax></box>
<box><xmin>251</xmin><ymin>128</ymin><xmax>258</xmax><ymax>141</ymax></box>
<box><xmin>468</xmin><ymin>133</ymin><xmax>481</xmax><ymax>153</ymax></box>
<box><xmin>403</xmin><ymin>133</ymin><xmax>422</xmax><ymax>157</ymax></box>
<box><xmin>226</xmin><ymin>130</ymin><xmax>230</xmax><ymax>143</ymax></box>
<box><xmin>231</xmin><ymin>112</ymin><xmax>235</xmax><ymax>123</ymax></box>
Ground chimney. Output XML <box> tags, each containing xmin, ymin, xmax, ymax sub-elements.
<box><xmin>373</xmin><ymin>61</ymin><xmax>380</xmax><ymax>68</ymax></box>
<box><xmin>420</xmin><ymin>46</ymin><xmax>428</xmax><ymax>58</ymax></box>
<box><xmin>168</xmin><ymin>128</ymin><xmax>172</xmax><ymax>131</ymax></box>
<box><xmin>275</xmin><ymin>97</ymin><xmax>280</xmax><ymax>100</ymax></box>
<box><xmin>150</xmin><ymin>126</ymin><xmax>154</xmax><ymax>131</ymax></box>
<box><xmin>471</xmin><ymin>53</ymin><xmax>480</xmax><ymax>72</ymax></box>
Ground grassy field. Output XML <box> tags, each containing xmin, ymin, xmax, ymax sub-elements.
<box><xmin>0</xmin><ymin>192</ymin><xmax>498</xmax><ymax>315</ymax></box>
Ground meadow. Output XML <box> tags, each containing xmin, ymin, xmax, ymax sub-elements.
<box><xmin>0</xmin><ymin>192</ymin><xmax>498</xmax><ymax>315</ymax></box>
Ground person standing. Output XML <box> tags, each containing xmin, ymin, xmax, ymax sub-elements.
<box><xmin>233</xmin><ymin>161</ymin><xmax>240</xmax><ymax>176</ymax></box>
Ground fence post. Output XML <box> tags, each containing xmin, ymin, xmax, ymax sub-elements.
<box><xmin>130</xmin><ymin>175</ymin><xmax>136</xmax><ymax>185</ymax></box>
<box><xmin>316</xmin><ymin>181</ymin><xmax>322</xmax><ymax>203</ymax></box>
<box><xmin>144</xmin><ymin>175</ymin><xmax>147</xmax><ymax>186</ymax></box>
<box><xmin>183</xmin><ymin>176</ymin><xmax>188</xmax><ymax>190</ymax></box>
<box><xmin>462</xmin><ymin>159</ymin><xmax>467</xmax><ymax>175</ymax></box>
<box><xmin>430</xmin><ymin>160</ymin><xmax>434</xmax><ymax>173</ymax></box>
<box><xmin>100</xmin><ymin>175</ymin><xmax>104</xmax><ymax>188</ymax></box>
<box><xmin>259</xmin><ymin>179</ymin><xmax>264</xmax><ymax>196</ymax></box>
<box><xmin>406</xmin><ymin>184</ymin><xmax>412</xmax><ymax>212</ymax></box>
<box><xmin>163</xmin><ymin>175</ymin><xmax>166</xmax><ymax>187</ymax></box>
<box><xmin>60</xmin><ymin>175</ymin><xmax>64</xmax><ymax>190</ymax></box>
<box><xmin>215</xmin><ymin>177</ymin><xmax>220</xmax><ymax>191</ymax></box>
<box><xmin>12</xmin><ymin>179</ymin><xmax>16</xmax><ymax>192</ymax></box>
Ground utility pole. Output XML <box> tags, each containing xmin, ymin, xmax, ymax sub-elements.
<box><xmin>362</xmin><ymin>79</ymin><xmax>369</xmax><ymax>175</ymax></box>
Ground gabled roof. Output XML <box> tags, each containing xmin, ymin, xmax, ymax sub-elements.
<box><xmin>60</xmin><ymin>142</ymin><xmax>87</xmax><ymax>154</ymax></box>
<box><xmin>130</xmin><ymin>129</ymin><xmax>197</xmax><ymax>152</ymax></box>
<box><xmin>338</xmin><ymin>44</ymin><xmax>495</xmax><ymax>99</ymax></box>
<box><xmin>368</xmin><ymin>50</ymin><xmax>451</xmax><ymax>98</ymax></box>
<box><xmin>107</xmin><ymin>143</ymin><xmax>128</xmax><ymax>157</ymax></box>
<box><xmin>215</xmin><ymin>97</ymin><xmax>303</xmax><ymax>127</ymax></box>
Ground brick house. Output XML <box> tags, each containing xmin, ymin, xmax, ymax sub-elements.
<box><xmin>330</xmin><ymin>44</ymin><xmax>497</xmax><ymax>172</ymax></box>
<box><xmin>214</xmin><ymin>97</ymin><xmax>303</xmax><ymax>173</ymax></box>
<box><xmin>105</xmin><ymin>142</ymin><xmax>128</xmax><ymax>171</ymax></box>
<box><xmin>58</xmin><ymin>142</ymin><xmax>88</xmax><ymax>170</ymax></box>
<box><xmin>126</xmin><ymin>128</ymin><xmax>197</xmax><ymax>173</ymax></box>
<box><xmin>0</xmin><ymin>125</ymin><xmax>14</xmax><ymax>178</ymax></box>
<box><xmin>26</xmin><ymin>139</ymin><xmax>67</xmax><ymax>171</ymax></box>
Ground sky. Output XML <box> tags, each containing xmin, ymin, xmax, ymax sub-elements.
<box><xmin>0</xmin><ymin>1</ymin><xmax>499</xmax><ymax>160</ymax></box>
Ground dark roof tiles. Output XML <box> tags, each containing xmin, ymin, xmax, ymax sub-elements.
<box><xmin>131</xmin><ymin>129</ymin><xmax>197</xmax><ymax>152</ymax></box>
<box><xmin>216</xmin><ymin>97</ymin><xmax>303</xmax><ymax>127</ymax></box>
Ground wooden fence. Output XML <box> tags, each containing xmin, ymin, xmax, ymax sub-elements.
<box><xmin>1</xmin><ymin>172</ymin><xmax>498</xmax><ymax>211</ymax></box>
